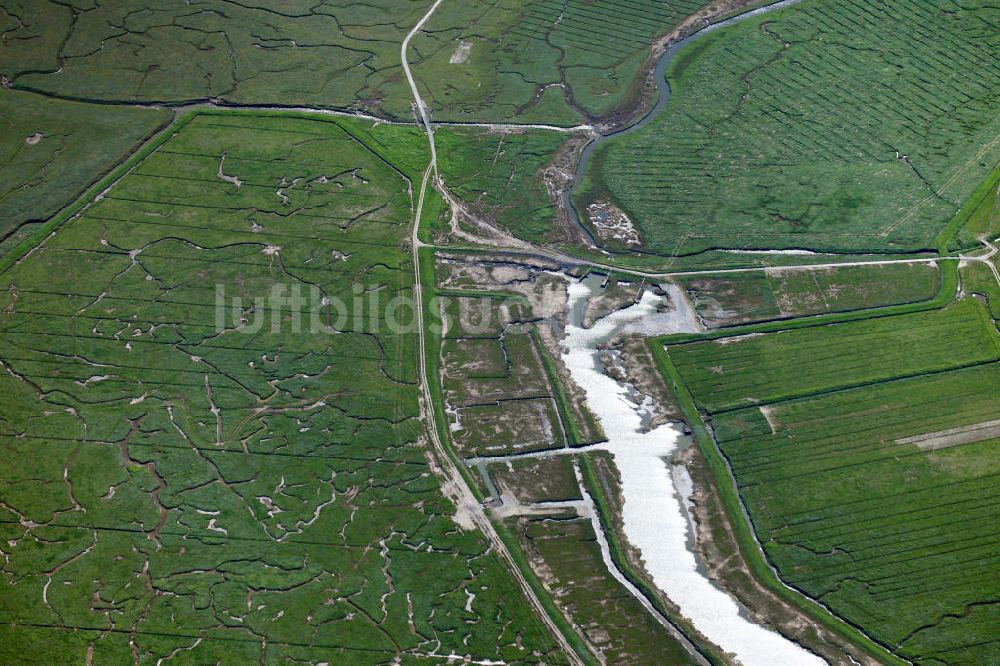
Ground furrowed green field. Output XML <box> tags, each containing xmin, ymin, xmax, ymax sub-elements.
<box><xmin>714</xmin><ymin>363</ymin><xmax>1000</xmax><ymax>663</ymax></box>
<box><xmin>671</xmin><ymin>298</ymin><xmax>1000</xmax><ymax>413</ymax></box>
<box><xmin>0</xmin><ymin>112</ymin><xmax>565</xmax><ymax>663</ymax></box>
<box><xmin>666</xmin><ymin>290</ymin><xmax>1000</xmax><ymax>662</ymax></box>
<box><xmin>580</xmin><ymin>0</ymin><xmax>1000</xmax><ymax>255</ymax></box>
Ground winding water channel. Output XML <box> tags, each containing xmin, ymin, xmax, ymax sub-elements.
<box><xmin>564</xmin><ymin>0</ymin><xmax>807</xmax><ymax>242</ymax></box>
<box><xmin>560</xmin><ymin>277</ymin><xmax>823</xmax><ymax>664</ymax></box>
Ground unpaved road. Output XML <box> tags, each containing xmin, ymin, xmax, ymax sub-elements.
<box><xmin>402</xmin><ymin>4</ymin><xmax>586</xmax><ymax>663</ymax></box>
<box><xmin>961</xmin><ymin>238</ymin><xmax>1000</xmax><ymax>287</ymax></box>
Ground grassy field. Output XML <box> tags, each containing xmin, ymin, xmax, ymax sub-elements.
<box><xmin>670</xmin><ymin>298</ymin><xmax>1000</xmax><ymax>412</ymax></box>
<box><xmin>441</xmin><ymin>316</ymin><xmax>569</xmax><ymax>456</ymax></box>
<box><xmin>679</xmin><ymin>261</ymin><xmax>941</xmax><ymax>327</ymax></box>
<box><xmin>664</xmin><ymin>290</ymin><xmax>1000</xmax><ymax>662</ymax></box>
<box><xmin>0</xmin><ymin>112</ymin><xmax>568</xmax><ymax>663</ymax></box>
<box><xmin>440</xmin><ymin>316</ymin><xmax>586</xmax><ymax>457</ymax></box>
<box><xmin>0</xmin><ymin>90</ymin><xmax>170</xmax><ymax>257</ymax></box>
<box><xmin>410</xmin><ymin>0</ymin><xmax>712</xmax><ymax>123</ymax></box>
<box><xmin>435</xmin><ymin>126</ymin><xmax>572</xmax><ymax>243</ymax></box>
<box><xmin>578</xmin><ymin>0</ymin><xmax>1000</xmax><ymax>255</ymax></box>
<box><xmin>489</xmin><ymin>456</ymin><xmax>582</xmax><ymax>504</ymax></box>
<box><xmin>434</xmin><ymin>256</ymin><xmax>605</xmax><ymax>447</ymax></box>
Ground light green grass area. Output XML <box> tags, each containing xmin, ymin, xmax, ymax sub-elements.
<box><xmin>435</xmin><ymin>127</ymin><xmax>571</xmax><ymax>243</ymax></box>
<box><xmin>680</xmin><ymin>261</ymin><xmax>941</xmax><ymax>327</ymax></box>
<box><xmin>0</xmin><ymin>89</ymin><xmax>170</xmax><ymax>256</ymax></box>
<box><xmin>670</xmin><ymin>298</ymin><xmax>1000</xmax><ymax>413</ymax></box>
<box><xmin>0</xmin><ymin>112</ymin><xmax>567</xmax><ymax>663</ymax></box>
<box><xmin>579</xmin><ymin>0</ymin><xmax>1000</xmax><ymax>256</ymax></box>
<box><xmin>410</xmin><ymin>0</ymin><xmax>711</xmax><ymax>123</ymax></box>
<box><xmin>664</xmin><ymin>293</ymin><xmax>1000</xmax><ymax>662</ymax></box>
<box><xmin>961</xmin><ymin>260</ymin><xmax>1000</xmax><ymax>319</ymax></box>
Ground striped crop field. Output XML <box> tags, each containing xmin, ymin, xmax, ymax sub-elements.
<box><xmin>713</xmin><ymin>363</ymin><xmax>1000</xmax><ymax>662</ymax></box>
<box><xmin>670</xmin><ymin>298</ymin><xmax>1000</xmax><ymax>413</ymax></box>
<box><xmin>582</xmin><ymin>0</ymin><xmax>1000</xmax><ymax>255</ymax></box>
<box><xmin>511</xmin><ymin>0</ymin><xmax>706</xmax><ymax>63</ymax></box>
<box><xmin>666</xmin><ymin>295</ymin><xmax>1000</xmax><ymax>662</ymax></box>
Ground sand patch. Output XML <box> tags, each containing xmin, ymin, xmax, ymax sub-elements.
<box><xmin>897</xmin><ymin>418</ymin><xmax>1000</xmax><ymax>451</ymax></box>
<box><xmin>586</xmin><ymin>200</ymin><xmax>642</xmax><ymax>247</ymax></box>
<box><xmin>760</xmin><ymin>405</ymin><xmax>779</xmax><ymax>434</ymax></box>
<box><xmin>449</xmin><ymin>40</ymin><xmax>472</xmax><ymax>64</ymax></box>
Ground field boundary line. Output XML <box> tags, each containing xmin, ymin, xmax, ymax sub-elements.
<box><xmin>936</xmin><ymin>162</ymin><xmax>1000</xmax><ymax>252</ymax></box>
<box><xmin>431</xmin><ymin>240</ymin><xmax>958</xmax><ymax>284</ymax></box>
<box><xmin>4</xmin><ymin>86</ymin><xmax>595</xmax><ymax>132</ymax></box>
<box><xmin>702</xmin><ymin>358</ymin><xmax>1000</xmax><ymax>418</ymax></box>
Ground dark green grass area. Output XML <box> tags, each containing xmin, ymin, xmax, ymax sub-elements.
<box><xmin>0</xmin><ymin>0</ymin><xmax>428</xmax><ymax>114</ymax></box>
<box><xmin>0</xmin><ymin>89</ymin><xmax>171</xmax><ymax>256</ymax></box>
<box><xmin>435</xmin><ymin>127</ymin><xmax>571</xmax><ymax>243</ymax></box>
<box><xmin>680</xmin><ymin>261</ymin><xmax>941</xmax><ymax>328</ymax></box>
<box><xmin>670</xmin><ymin>298</ymin><xmax>1000</xmax><ymax>412</ymax></box>
<box><xmin>0</xmin><ymin>112</ymin><xmax>566</xmax><ymax>664</ymax></box>
<box><xmin>411</xmin><ymin>0</ymin><xmax>712</xmax><ymax>123</ymax></box>
<box><xmin>580</xmin><ymin>0</ymin><xmax>1000</xmax><ymax>255</ymax></box>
